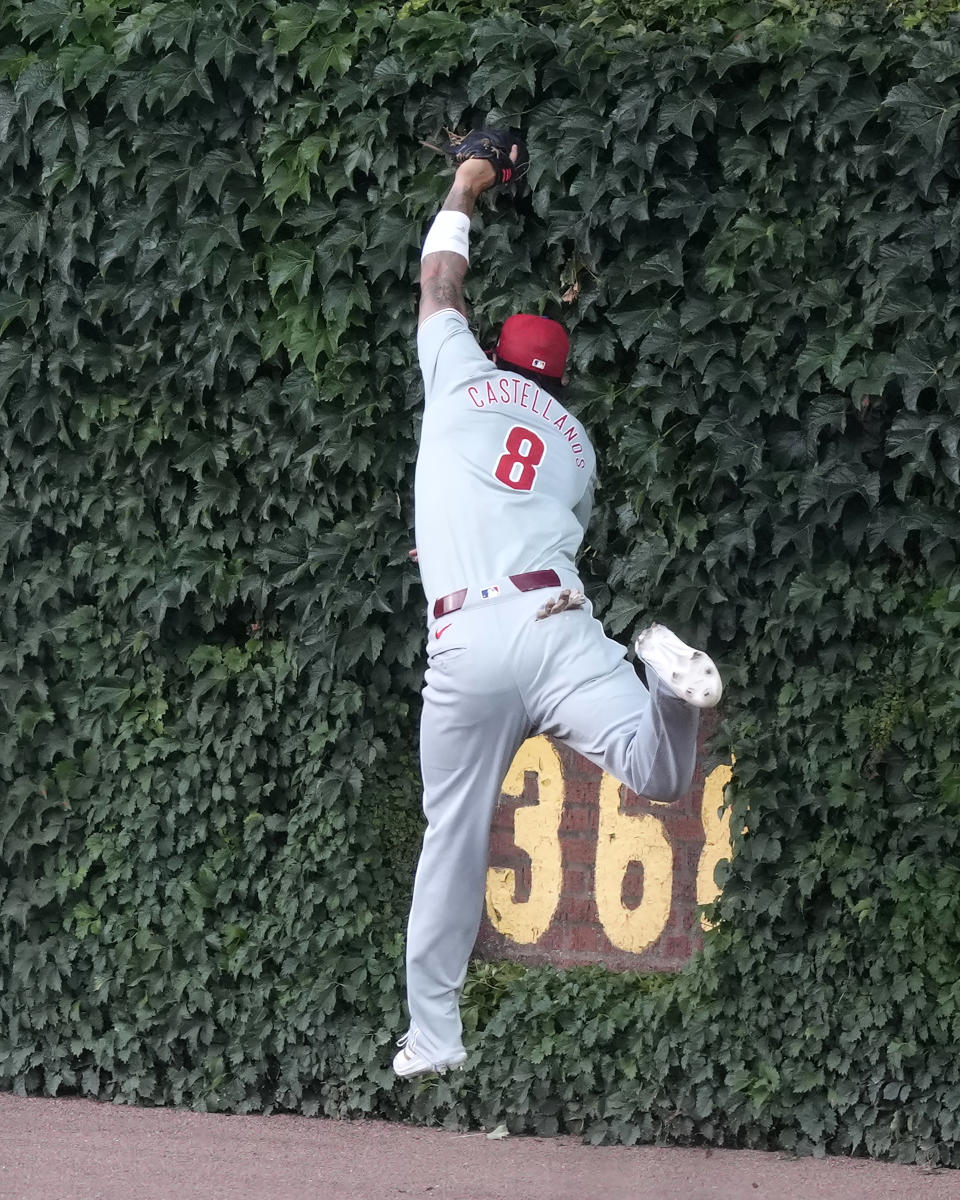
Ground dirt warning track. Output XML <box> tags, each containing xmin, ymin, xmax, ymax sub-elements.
<box><xmin>0</xmin><ymin>1093</ymin><xmax>957</xmax><ymax>1200</ymax></box>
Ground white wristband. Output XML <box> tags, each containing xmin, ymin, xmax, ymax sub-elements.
<box><xmin>421</xmin><ymin>210</ymin><xmax>470</xmax><ymax>263</ymax></box>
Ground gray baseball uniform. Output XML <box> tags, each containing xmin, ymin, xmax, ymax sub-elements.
<box><xmin>404</xmin><ymin>309</ymin><xmax>700</xmax><ymax>1064</ymax></box>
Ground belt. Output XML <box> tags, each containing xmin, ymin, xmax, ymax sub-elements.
<box><xmin>432</xmin><ymin>570</ymin><xmax>561</xmax><ymax>620</ymax></box>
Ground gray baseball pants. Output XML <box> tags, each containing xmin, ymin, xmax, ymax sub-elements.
<box><xmin>404</xmin><ymin>573</ymin><xmax>700</xmax><ymax>1063</ymax></box>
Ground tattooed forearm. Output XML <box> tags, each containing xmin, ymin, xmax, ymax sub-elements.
<box><xmin>423</xmin><ymin>272</ymin><xmax>464</xmax><ymax>314</ymax></box>
<box><xmin>418</xmin><ymin>174</ymin><xmax>479</xmax><ymax>325</ymax></box>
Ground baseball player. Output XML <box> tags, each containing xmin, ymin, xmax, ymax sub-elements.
<box><xmin>394</xmin><ymin>136</ymin><xmax>722</xmax><ymax>1079</ymax></box>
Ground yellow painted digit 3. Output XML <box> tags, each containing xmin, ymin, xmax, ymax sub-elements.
<box><xmin>484</xmin><ymin>738</ymin><xmax>564</xmax><ymax>944</ymax></box>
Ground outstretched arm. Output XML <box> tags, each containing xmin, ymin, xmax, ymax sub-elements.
<box><xmin>418</xmin><ymin>154</ymin><xmax>512</xmax><ymax>327</ymax></box>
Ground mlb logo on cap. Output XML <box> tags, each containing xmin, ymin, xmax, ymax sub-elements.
<box><xmin>496</xmin><ymin>314</ymin><xmax>569</xmax><ymax>380</ymax></box>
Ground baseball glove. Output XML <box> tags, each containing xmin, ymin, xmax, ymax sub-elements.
<box><xmin>434</xmin><ymin>127</ymin><xmax>529</xmax><ymax>187</ymax></box>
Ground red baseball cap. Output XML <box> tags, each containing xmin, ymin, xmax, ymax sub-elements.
<box><xmin>495</xmin><ymin>314</ymin><xmax>569</xmax><ymax>380</ymax></box>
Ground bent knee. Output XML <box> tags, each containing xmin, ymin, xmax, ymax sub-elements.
<box><xmin>636</xmin><ymin>763</ymin><xmax>694</xmax><ymax>803</ymax></box>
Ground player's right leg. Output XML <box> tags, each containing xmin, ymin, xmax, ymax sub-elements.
<box><xmin>523</xmin><ymin>608</ymin><xmax>714</xmax><ymax>802</ymax></box>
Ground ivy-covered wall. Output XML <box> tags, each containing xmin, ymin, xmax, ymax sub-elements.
<box><xmin>1</xmin><ymin>0</ymin><xmax>959</xmax><ymax>1164</ymax></box>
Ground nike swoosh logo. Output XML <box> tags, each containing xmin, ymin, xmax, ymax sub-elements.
<box><xmin>434</xmin><ymin>623</ymin><xmax>452</xmax><ymax>640</ymax></box>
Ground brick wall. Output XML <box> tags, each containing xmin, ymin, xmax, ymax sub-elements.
<box><xmin>475</xmin><ymin>716</ymin><xmax>731</xmax><ymax>971</ymax></box>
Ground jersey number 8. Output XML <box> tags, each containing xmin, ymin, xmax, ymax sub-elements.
<box><xmin>494</xmin><ymin>425</ymin><xmax>546</xmax><ymax>493</ymax></box>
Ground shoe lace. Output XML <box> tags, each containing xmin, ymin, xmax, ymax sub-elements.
<box><xmin>397</xmin><ymin>1026</ymin><xmax>419</xmax><ymax>1053</ymax></box>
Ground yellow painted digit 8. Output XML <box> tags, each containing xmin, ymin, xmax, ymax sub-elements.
<box><xmin>697</xmin><ymin>760</ymin><xmax>734</xmax><ymax>929</ymax></box>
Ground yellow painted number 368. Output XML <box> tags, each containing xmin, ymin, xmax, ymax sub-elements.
<box><xmin>485</xmin><ymin>736</ymin><xmax>734</xmax><ymax>955</ymax></box>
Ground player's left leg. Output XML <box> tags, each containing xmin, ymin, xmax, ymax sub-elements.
<box><xmin>397</xmin><ymin>617</ymin><xmax>530</xmax><ymax>1078</ymax></box>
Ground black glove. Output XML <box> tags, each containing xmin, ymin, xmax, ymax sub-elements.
<box><xmin>440</xmin><ymin>127</ymin><xmax>529</xmax><ymax>188</ymax></box>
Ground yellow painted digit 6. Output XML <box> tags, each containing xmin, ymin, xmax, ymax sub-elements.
<box><xmin>485</xmin><ymin>737</ymin><xmax>563</xmax><ymax>945</ymax></box>
<box><xmin>594</xmin><ymin>774</ymin><xmax>672</xmax><ymax>954</ymax></box>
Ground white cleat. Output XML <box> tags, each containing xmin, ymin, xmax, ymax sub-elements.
<box><xmin>634</xmin><ymin>623</ymin><xmax>723</xmax><ymax>709</ymax></box>
<box><xmin>392</xmin><ymin>1028</ymin><xmax>467</xmax><ymax>1080</ymax></box>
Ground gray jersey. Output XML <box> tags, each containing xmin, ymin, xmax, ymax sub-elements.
<box><xmin>415</xmin><ymin>309</ymin><xmax>597</xmax><ymax>608</ymax></box>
